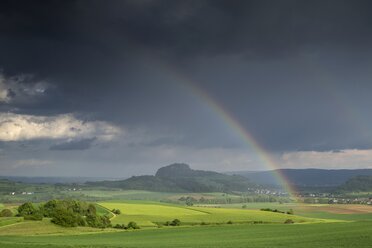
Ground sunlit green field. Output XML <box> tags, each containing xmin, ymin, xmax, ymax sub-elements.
<box><xmin>0</xmin><ymin>217</ymin><xmax>23</xmax><ymax>227</ymax></box>
<box><xmin>0</xmin><ymin>218</ymin><xmax>119</xmax><ymax>236</ymax></box>
<box><xmin>0</xmin><ymin>221</ymin><xmax>372</xmax><ymax>248</ymax></box>
<box><xmin>100</xmin><ymin>201</ymin><xmax>329</xmax><ymax>227</ymax></box>
<box><xmin>1</xmin><ymin>194</ymin><xmax>372</xmax><ymax>247</ymax></box>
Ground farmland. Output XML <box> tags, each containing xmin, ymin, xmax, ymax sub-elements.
<box><xmin>0</xmin><ymin>192</ymin><xmax>372</xmax><ymax>247</ymax></box>
<box><xmin>100</xmin><ymin>201</ymin><xmax>328</xmax><ymax>227</ymax></box>
<box><xmin>0</xmin><ymin>221</ymin><xmax>371</xmax><ymax>248</ymax></box>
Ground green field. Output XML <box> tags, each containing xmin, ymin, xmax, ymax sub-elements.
<box><xmin>100</xmin><ymin>201</ymin><xmax>329</xmax><ymax>227</ymax></box>
<box><xmin>0</xmin><ymin>221</ymin><xmax>371</xmax><ymax>248</ymax></box>
<box><xmin>1</xmin><ymin>194</ymin><xmax>372</xmax><ymax>247</ymax></box>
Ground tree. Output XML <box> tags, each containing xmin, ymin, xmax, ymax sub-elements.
<box><xmin>0</xmin><ymin>209</ymin><xmax>13</xmax><ymax>217</ymax></box>
<box><xmin>51</xmin><ymin>208</ymin><xmax>83</xmax><ymax>227</ymax></box>
<box><xmin>111</xmin><ymin>209</ymin><xmax>121</xmax><ymax>215</ymax></box>
<box><xmin>42</xmin><ymin>199</ymin><xmax>59</xmax><ymax>217</ymax></box>
<box><xmin>17</xmin><ymin>202</ymin><xmax>43</xmax><ymax>220</ymax></box>
<box><xmin>127</xmin><ymin>221</ymin><xmax>140</xmax><ymax>229</ymax></box>
<box><xmin>170</xmin><ymin>219</ymin><xmax>181</xmax><ymax>226</ymax></box>
<box><xmin>287</xmin><ymin>209</ymin><xmax>294</xmax><ymax>215</ymax></box>
<box><xmin>86</xmin><ymin>213</ymin><xmax>111</xmax><ymax>228</ymax></box>
<box><xmin>87</xmin><ymin>204</ymin><xmax>97</xmax><ymax>215</ymax></box>
<box><xmin>284</xmin><ymin>219</ymin><xmax>294</xmax><ymax>224</ymax></box>
<box><xmin>18</xmin><ymin>202</ymin><xmax>36</xmax><ymax>216</ymax></box>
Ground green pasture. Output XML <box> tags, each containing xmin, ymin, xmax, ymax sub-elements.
<box><xmin>0</xmin><ymin>219</ymin><xmax>118</xmax><ymax>236</ymax></box>
<box><xmin>0</xmin><ymin>217</ymin><xmax>23</xmax><ymax>227</ymax></box>
<box><xmin>100</xmin><ymin>202</ymin><xmax>330</xmax><ymax>227</ymax></box>
<box><xmin>0</xmin><ymin>221</ymin><xmax>372</xmax><ymax>248</ymax></box>
<box><xmin>195</xmin><ymin>202</ymin><xmax>372</xmax><ymax>221</ymax></box>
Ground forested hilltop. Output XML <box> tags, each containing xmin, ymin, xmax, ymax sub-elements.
<box><xmin>87</xmin><ymin>163</ymin><xmax>256</xmax><ymax>192</ymax></box>
<box><xmin>338</xmin><ymin>175</ymin><xmax>372</xmax><ymax>192</ymax></box>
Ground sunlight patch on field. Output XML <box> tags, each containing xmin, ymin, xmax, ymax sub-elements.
<box><xmin>0</xmin><ymin>219</ymin><xmax>119</xmax><ymax>236</ymax></box>
<box><xmin>100</xmin><ymin>202</ymin><xmax>331</xmax><ymax>227</ymax></box>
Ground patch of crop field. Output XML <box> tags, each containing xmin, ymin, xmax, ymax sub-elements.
<box><xmin>290</xmin><ymin>204</ymin><xmax>372</xmax><ymax>221</ymax></box>
<box><xmin>1</xmin><ymin>221</ymin><xmax>372</xmax><ymax>248</ymax></box>
<box><xmin>166</xmin><ymin>192</ymin><xmax>239</xmax><ymax>201</ymax></box>
<box><xmin>298</xmin><ymin>204</ymin><xmax>372</xmax><ymax>214</ymax></box>
<box><xmin>194</xmin><ymin>202</ymin><xmax>372</xmax><ymax>221</ymax></box>
<box><xmin>195</xmin><ymin>202</ymin><xmax>298</xmax><ymax>209</ymax></box>
<box><xmin>0</xmin><ymin>217</ymin><xmax>23</xmax><ymax>227</ymax></box>
<box><xmin>100</xmin><ymin>202</ymin><xmax>330</xmax><ymax>227</ymax></box>
<box><xmin>65</xmin><ymin>190</ymin><xmax>176</xmax><ymax>201</ymax></box>
<box><xmin>94</xmin><ymin>204</ymin><xmax>114</xmax><ymax>219</ymax></box>
<box><xmin>0</xmin><ymin>219</ymin><xmax>119</xmax><ymax>236</ymax></box>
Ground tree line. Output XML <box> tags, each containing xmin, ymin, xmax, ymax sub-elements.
<box><xmin>17</xmin><ymin>199</ymin><xmax>111</xmax><ymax>228</ymax></box>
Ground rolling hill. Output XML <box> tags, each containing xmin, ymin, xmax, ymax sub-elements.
<box><xmin>87</xmin><ymin>163</ymin><xmax>256</xmax><ymax>192</ymax></box>
<box><xmin>230</xmin><ymin>168</ymin><xmax>372</xmax><ymax>187</ymax></box>
<box><xmin>338</xmin><ymin>175</ymin><xmax>372</xmax><ymax>192</ymax></box>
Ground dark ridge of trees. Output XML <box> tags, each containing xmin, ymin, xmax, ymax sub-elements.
<box><xmin>113</xmin><ymin>221</ymin><xmax>140</xmax><ymax>230</ymax></box>
<box><xmin>260</xmin><ymin>208</ymin><xmax>294</xmax><ymax>215</ymax></box>
<box><xmin>338</xmin><ymin>175</ymin><xmax>372</xmax><ymax>192</ymax></box>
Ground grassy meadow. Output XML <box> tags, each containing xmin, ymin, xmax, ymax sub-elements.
<box><xmin>99</xmin><ymin>201</ymin><xmax>328</xmax><ymax>227</ymax></box>
<box><xmin>1</xmin><ymin>191</ymin><xmax>372</xmax><ymax>247</ymax></box>
<box><xmin>0</xmin><ymin>221</ymin><xmax>372</xmax><ymax>248</ymax></box>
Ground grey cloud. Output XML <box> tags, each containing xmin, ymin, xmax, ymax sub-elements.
<box><xmin>1</xmin><ymin>1</ymin><xmax>372</xmax><ymax>175</ymax></box>
<box><xmin>49</xmin><ymin>137</ymin><xmax>97</xmax><ymax>151</ymax></box>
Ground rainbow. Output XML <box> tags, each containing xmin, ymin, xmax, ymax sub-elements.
<box><xmin>158</xmin><ymin>65</ymin><xmax>299</xmax><ymax>198</ymax></box>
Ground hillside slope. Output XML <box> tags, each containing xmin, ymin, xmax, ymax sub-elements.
<box><xmin>231</xmin><ymin>168</ymin><xmax>372</xmax><ymax>187</ymax></box>
<box><xmin>88</xmin><ymin>163</ymin><xmax>255</xmax><ymax>192</ymax></box>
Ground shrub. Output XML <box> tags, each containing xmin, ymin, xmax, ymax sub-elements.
<box><xmin>170</xmin><ymin>219</ymin><xmax>181</xmax><ymax>226</ymax></box>
<box><xmin>24</xmin><ymin>211</ymin><xmax>43</xmax><ymax>221</ymax></box>
<box><xmin>227</xmin><ymin>220</ymin><xmax>233</xmax><ymax>224</ymax></box>
<box><xmin>18</xmin><ymin>202</ymin><xmax>36</xmax><ymax>217</ymax></box>
<box><xmin>112</xmin><ymin>209</ymin><xmax>121</xmax><ymax>215</ymax></box>
<box><xmin>284</xmin><ymin>219</ymin><xmax>294</xmax><ymax>224</ymax></box>
<box><xmin>0</xmin><ymin>209</ymin><xmax>13</xmax><ymax>217</ymax></box>
<box><xmin>286</xmin><ymin>209</ymin><xmax>294</xmax><ymax>215</ymax></box>
<box><xmin>127</xmin><ymin>221</ymin><xmax>140</xmax><ymax>229</ymax></box>
<box><xmin>86</xmin><ymin>213</ymin><xmax>111</xmax><ymax>228</ymax></box>
<box><xmin>18</xmin><ymin>202</ymin><xmax>43</xmax><ymax>221</ymax></box>
<box><xmin>114</xmin><ymin>224</ymin><xmax>126</xmax><ymax>229</ymax></box>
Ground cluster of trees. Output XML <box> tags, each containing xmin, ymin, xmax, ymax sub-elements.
<box><xmin>111</xmin><ymin>209</ymin><xmax>121</xmax><ymax>215</ymax></box>
<box><xmin>18</xmin><ymin>202</ymin><xmax>43</xmax><ymax>220</ymax></box>
<box><xmin>164</xmin><ymin>219</ymin><xmax>181</xmax><ymax>226</ymax></box>
<box><xmin>113</xmin><ymin>221</ymin><xmax>139</xmax><ymax>230</ymax></box>
<box><xmin>260</xmin><ymin>208</ymin><xmax>294</xmax><ymax>215</ymax></box>
<box><xmin>284</xmin><ymin>219</ymin><xmax>294</xmax><ymax>224</ymax></box>
<box><xmin>17</xmin><ymin>200</ymin><xmax>111</xmax><ymax>228</ymax></box>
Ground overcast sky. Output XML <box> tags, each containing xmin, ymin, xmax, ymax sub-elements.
<box><xmin>1</xmin><ymin>0</ymin><xmax>372</xmax><ymax>177</ymax></box>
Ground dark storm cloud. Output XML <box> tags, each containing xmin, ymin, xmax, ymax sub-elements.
<box><xmin>2</xmin><ymin>0</ymin><xmax>372</xmax><ymax>72</ymax></box>
<box><xmin>1</xmin><ymin>0</ymin><xmax>372</xmax><ymax>155</ymax></box>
